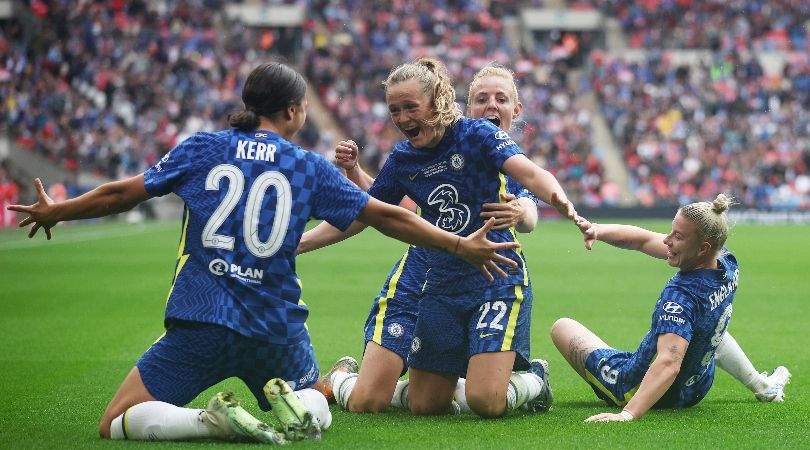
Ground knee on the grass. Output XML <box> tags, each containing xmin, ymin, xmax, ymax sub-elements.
<box><xmin>348</xmin><ymin>393</ymin><xmax>390</xmax><ymax>413</ymax></box>
<box><xmin>466</xmin><ymin>391</ymin><xmax>506</xmax><ymax>418</ymax></box>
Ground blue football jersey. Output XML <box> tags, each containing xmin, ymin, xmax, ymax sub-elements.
<box><xmin>506</xmin><ymin>177</ymin><xmax>539</xmax><ymax>206</ymax></box>
<box><xmin>627</xmin><ymin>250</ymin><xmax>739</xmax><ymax>407</ymax></box>
<box><xmin>143</xmin><ymin>129</ymin><xmax>370</xmax><ymax>344</ymax></box>
<box><xmin>368</xmin><ymin>117</ymin><xmax>528</xmax><ymax>295</ymax></box>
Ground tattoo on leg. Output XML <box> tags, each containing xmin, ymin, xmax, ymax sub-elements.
<box><xmin>567</xmin><ymin>336</ymin><xmax>590</xmax><ymax>378</ymax></box>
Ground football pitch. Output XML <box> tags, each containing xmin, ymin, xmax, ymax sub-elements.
<box><xmin>1</xmin><ymin>218</ymin><xmax>807</xmax><ymax>449</ymax></box>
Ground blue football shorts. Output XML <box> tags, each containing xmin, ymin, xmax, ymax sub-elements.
<box><xmin>363</xmin><ymin>291</ymin><xmax>418</xmax><ymax>371</ymax></box>
<box><xmin>585</xmin><ymin>348</ymin><xmax>714</xmax><ymax>408</ymax></box>
<box><xmin>582</xmin><ymin>348</ymin><xmax>642</xmax><ymax>407</ymax></box>
<box><xmin>408</xmin><ymin>283</ymin><xmax>532</xmax><ymax>377</ymax></box>
<box><xmin>583</xmin><ymin>347</ymin><xmax>713</xmax><ymax>408</ymax></box>
<box><xmin>136</xmin><ymin>320</ymin><xmax>319</xmax><ymax>411</ymax></box>
<box><xmin>362</xmin><ymin>248</ymin><xmax>426</xmax><ymax>371</ymax></box>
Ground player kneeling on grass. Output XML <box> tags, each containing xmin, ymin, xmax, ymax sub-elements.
<box><xmin>7</xmin><ymin>62</ymin><xmax>518</xmax><ymax>443</ymax></box>
<box><xmin>300</xmin><ymin>58</ymin><xmax>576</xmax><ymax>419</ymax></box>
<box><xmin>312</xmin><ymin>64</ymin><xmax>554</xmax><ymax>417</ymax></box>
<box><xmin>552</xmin><ymin>194</ymin><xmax>789</xmax><ymax>422</ymax></box>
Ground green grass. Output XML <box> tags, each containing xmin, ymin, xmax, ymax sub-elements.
<box><xmin>1</xmin><ymin>219</ymin><xmax>808</xmax><ymax>449</ymax></box>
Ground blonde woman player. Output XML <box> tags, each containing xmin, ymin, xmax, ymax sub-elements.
<box><xmin>300</xmin><ymin>60</ymin><xmax>576</xmax><ymax>417</ymax></box>
<box><xmin>312</xmin><ymin>64</ymin><xmax>559</xmax><ymax>415</ymax></box>
<box><xmin>316</xmin><ymin>64</ymin><xmax>788</xmax><ymax>415</ymax></box>
<box><xmin>553</xmin><ymin>194</ymin><xmax>789</xmax><ymax>423</ymax></box>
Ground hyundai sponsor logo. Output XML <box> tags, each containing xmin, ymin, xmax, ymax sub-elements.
<box><xmin>663</xmin><ymin>302</ymin><xmax>683</xmax><ymax>314</ymax></box>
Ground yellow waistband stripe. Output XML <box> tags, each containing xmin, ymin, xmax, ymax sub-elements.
<box><xmin>372</xmin><ymin>250</ymin><xmax>410</xmax><ymax>343</ymax></box>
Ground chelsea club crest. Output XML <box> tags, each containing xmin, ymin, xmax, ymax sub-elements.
<box><xmin>450</xmin><ymin>153</ymin><xmax>464</xmax><ymax>170</ymax></box>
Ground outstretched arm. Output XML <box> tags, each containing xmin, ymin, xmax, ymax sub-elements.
<box><xmin>575</xmin><ymin>217</ymin><xmax>668</xmax><ymax>259</ymax></box>
<box><xmin>480</xmin><ymin>192</ymin><xmax>539</xmax><ymax>232</ymax></box>
<box><xmin>7</xmin><ymin>176</ymin><xmax>150</xmax><ymax>240</ymax></box>
<box><xmin>585</xmin><ymin>333</ymin><xmax>687</xmax><ymax>422</ymax></box>
<box><xmin>298</xmin><ymin>220</ymin><xmax>368</xmax><ymax>254</ymax></box>
<box><xmin>357</xmin><ymin>197</ymin><xmax>519</xmax><ymax>281</ymax></box>
<box><xmin>501</xmin><ymin>154</ymin><xmax>576</xmax><ymax>221</ymax></box>
<box><xmin>334</xmin><ymin>140</ymin><xmax>375</xmax><ymax>191</ymax></box>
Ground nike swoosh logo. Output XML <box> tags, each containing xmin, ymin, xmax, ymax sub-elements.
<box><xmin>479</xmin><ymin>332</ymin><xmax>497</xmax><ymax>339</ymax></box>
<box><xmin>408</xmin><ymin>173</ymin><xmax>418</xmax><ymax>181</ymax></box>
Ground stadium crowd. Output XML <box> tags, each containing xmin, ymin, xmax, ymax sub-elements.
<box><xmin>581</xmin><ymin>0</ymin><xmax>808</xmax><ymax>52</ymax></box>
<box><xmin>302</xmin><ymin>0</ymin><xmax>607</xmax><ymax>206</ymax></box>
<box><xmin>0</xmin><ymin>0</ymin><xmax>322</xmax><ymax>182</ymax></box>
<box><xmin>591</xmin><ymin>50</ymin><xmax>810</xmax><ymax>209</ymax></box>
<box><xmin>1</xmin><ymin>0</ymin><xmax>808</xmax><ymax>210</ymax></box>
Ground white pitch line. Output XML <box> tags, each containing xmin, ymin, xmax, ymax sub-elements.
<box><xmin>0</xmin><ymin>221</ymin><xmax>178</xmax><ymax>251</ymax></box>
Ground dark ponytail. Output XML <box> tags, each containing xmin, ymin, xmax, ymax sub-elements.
<box><xmin>229</xmin><ymin>62</ymin><xmax>307</xmax><ymax>131</ymax></box>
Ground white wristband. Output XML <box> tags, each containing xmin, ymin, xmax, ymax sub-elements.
<box><xmin>620</xmin><ymin>410</ymin><xmax>635</xmax><ymax>421</ymax></box>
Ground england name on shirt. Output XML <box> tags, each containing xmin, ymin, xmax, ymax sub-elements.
<box><xmin>144</xmin><ymin>129</ymin><xmax>369</xmax><ymax>344</ymax></box>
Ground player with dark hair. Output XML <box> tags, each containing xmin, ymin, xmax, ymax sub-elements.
<box><xmin>8</xmin><ymin>61</ymin><xmax>519</xmax><ymax>442</ymax></box>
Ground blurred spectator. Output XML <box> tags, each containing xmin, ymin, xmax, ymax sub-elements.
<box><xmin>584</xmin><ymin>0</ymin><xmax>809</xmax><ymax>52</ymax></box>
<box><xmin>592</xmin><ymin>50</ymin><xmax>810</xmax><ymax>209</ymax></box>
<box><xmin>1</xmin><ymin>0</ymin><xmax>324</xmax><ymax>181</ymax></box>
<box><xmin>0</xmin><ymin>161</ymin><xmax>20</xmax><ymax>227</ymax></box>
<box><xmin>301</xmin><ymin>0</ymin><xmax>606</xmax><ymax>206</ymax></box>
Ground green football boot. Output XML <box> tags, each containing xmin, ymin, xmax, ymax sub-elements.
<box><xmin>263</xmin><ymin>378</ymin><xmax>322</xmax><ymax>441</ymax></box>
<box><xmin>203</xmin><ymin>391</ymin><xmax>288</xmax><ymax>444</ymax></box>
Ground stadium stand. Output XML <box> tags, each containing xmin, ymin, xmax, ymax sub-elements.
<box><xmin>1</xmin><ymin>0</ymin><xmax>808</xmax><ymax>211</ymax></box>
<box><xmin>1</xmin><ymin>0</ymin><xmax>321</xmax><ymax>180</ymax></box>
<box><xmin>580</xmin><ymin>0</ymin><xmax>810</xmax><ymax>209</ymax></box>
<box><xmin>591</xmin><ymin>51</ymin><xmax>810</xmax><ymax>209</ymax></box>
<box><xmin>301</xmin><ymin>0</ymin><xmax>608</xmax><ymax>205</ymax></box>
<box><xmin>579</xmin><ymin>0</ymin><xmax>808</xmax><ymax>52</ymax></box>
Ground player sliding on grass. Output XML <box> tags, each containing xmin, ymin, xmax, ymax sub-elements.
<box><xmin>7</xmin><ymin>62</ymin><xmax>519</xmax><ymax>443</ymax></box>
<box><xmin>300</xmin><ymin>58</ymin><xmax>578</xmax><ymax>418</ymax></box>
<box><xmin>553</xmin><ymin>194</ymin><xmax>789</xmax><ymax>423</ymax></box>
<box><xmin>307</xmin><ymin>65</ymin><xmax>553</xmax><ymax>415</ymax></box>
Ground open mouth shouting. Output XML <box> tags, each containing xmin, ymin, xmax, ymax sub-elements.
<box><xmin>486</xmin><ymin>115</ymin><xmax>501</xmax><ymax>127</ymax></box>
<box><xmin>403</xmin><ymin>127</ymin><xmax>420</xmax><ymax>138</ymax></box>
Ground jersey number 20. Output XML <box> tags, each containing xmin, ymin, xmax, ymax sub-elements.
<box><xmin>202</xmin><ymin>164</ymin><xmax>291</xmax><ymax>258</ymax></box>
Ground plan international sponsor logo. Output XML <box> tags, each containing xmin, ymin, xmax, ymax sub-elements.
<box><xmin>209</xmin><ymin>258</ymin><xmax>264</xmax><ymax>284</ymax></box>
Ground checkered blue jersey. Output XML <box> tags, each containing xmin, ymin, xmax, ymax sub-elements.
<box><xmin>508</xmin><ymin>178</ymin><xmax>539</xmax><ymax>206</ymax></box>
<box><xmin>143</xmin><ymin>129</ymin><xmax>370</xmax><ymax>344</ymax></box>
<box><xmin>368</xmin><ymin>117</ymin><xmax>529</xmax><ymax>295</ymax></box>
<box><xmin>627</xmin><ymin>250</ymin><xmax>738</xmax><ymax>407</ymax></box>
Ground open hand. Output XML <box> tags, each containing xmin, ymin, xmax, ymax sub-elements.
<box><xmin>550</xmin><ymin>191</ymin><xmax>576</xmax><ymax>221</ymax></box>
<box><xmin>575</xmin><ymin>216</ymin><xmax>597</xmax><ymax>250</ymax></box>
<box><xmin>6</xmin><ymin>178</ymin><xmax>58</xmax><ymax>240</ymax></box>
<box><xmin>456</xmin><ymin>217</ymin><xmax>520</xmax><ymax>281</ymax></box>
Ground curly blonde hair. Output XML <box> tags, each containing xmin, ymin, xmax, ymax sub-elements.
<box><xmin>383</xmin><ymin>57</ymin><xmax>462</xmax><ymax>128</ymax></box>
<box><xmin>678</xmin><ymin>193</ymin><xmax>736</xmax><ymax>252</ymax></box>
